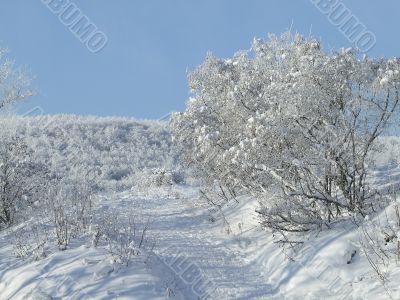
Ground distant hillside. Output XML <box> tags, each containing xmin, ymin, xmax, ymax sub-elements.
<box><xmin>0</xmin><ymin>115</ymin><xmax>175</xmax><ymax>190</ymax></box>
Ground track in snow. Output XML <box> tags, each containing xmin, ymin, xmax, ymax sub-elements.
<box><xmin>106</xmin><ymin>188</ymin><xmax>274</xmax><ymax>300</ymax></box>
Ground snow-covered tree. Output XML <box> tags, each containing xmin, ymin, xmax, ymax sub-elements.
<box><xmin>0</xmin><ymin>135</ymin><xmax>49</xmax><ymax>227</ymax></box>
<box><xmin>0</xmin><ymin>48</ymin><xmax>35</xmax><ymax>228</ymax></box>
<box><xmin>172</xmin><ymin>32</ymin><xmax>400</xmax><ymax>232</ymax></box>
<box><xmin>0</xmin><ymin>48</ymin><xmax>33</xmax><ymax>110</ymax></box>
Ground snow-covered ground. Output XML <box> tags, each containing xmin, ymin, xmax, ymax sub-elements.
<box><xmin>1</xmin><ymin>172</ymin><xmax>400</xmax><ymax>299</ymax></box>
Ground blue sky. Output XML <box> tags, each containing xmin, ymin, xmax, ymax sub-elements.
<box><xmin>0</xmin><ymin>0</ymin><xmax>399</xmax><ymax>119</ymax></box>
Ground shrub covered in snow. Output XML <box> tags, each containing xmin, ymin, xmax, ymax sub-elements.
<box><xmin>99</xmin><ymin>210</ymin><xmax>151</xmax><ymax>267</ymax></box>
<box><xmin>172</xmin><ymin>32</ymin><xmax>400</xmax><ymax>232</ymax></box>
<box><xmin>0</xmin><ymin>46</ymin><xmax>37</xmax><ymax>228</ymax></box>
<box><xmin>44</xmin><ymin>177</ymin><xmax>94</xmax><ymax>250</ymax></box>
<box><xmin>0</xmin><ymin>134</ymin><xmax>49</xmax><ymax>228</ymax></box>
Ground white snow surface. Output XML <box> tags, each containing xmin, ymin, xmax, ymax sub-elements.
<box><xmin>1</xmin><ymin>176</ymin><xmax>400</xmax><ymax>299</ymax></box>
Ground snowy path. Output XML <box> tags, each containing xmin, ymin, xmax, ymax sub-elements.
<box><xmin>0</xmin><ymin>186</ymin><xmax>278</xmax><ymax>299</ymax></box>
<box><xmin>109</xmin><ymin>189</ymin><xmax>274</xmax><ymax>300</ymax></box>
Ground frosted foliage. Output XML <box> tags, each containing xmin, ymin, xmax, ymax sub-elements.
<box><xmin>0</xmin><ymin>115</ymin><xmax>174</xmax><ymax>191</ymax></box>
<box><xmin>0</xmin><ymin>48</ymin><xmax>33</xmax><ymax>110</ymax></box>
<box><xmin>172</xmin><ymin>33</ymin><xmax>400</xmax><ymax>232</ymax></box>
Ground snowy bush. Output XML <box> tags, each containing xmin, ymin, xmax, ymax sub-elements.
<box><xmin>136</xmin><ymin>167</ymin><xmax>183</xmax><ymax>188</ymax></box>
<box><xmin>44</xmin><ymin>177</ymin><xmax>94</xmax><ymax>250</ymax></box>
<box><xmin>0</xmin><ymin>135</ymin><xmax>49</xmax><ymax>228</ymax></box>
<box><xmin>172</xmin><ymin>32</ymin><xmax>400</xmax><ymax>232</ymax></box>
<box><xmin>0</xmin><ymin>46</ymin><xmax>36</xmax><ymax>228</ymax></box>
<box><xmin>360</xmin><ymin>191</ymin><xmax>400</xmax><ymax>282</ymax></box>
<box><xmin>12</xmin><ymin>223</ymin><xmax>50</xmax><ymax>261</ymax></box>
<box><xmin>99</xmin><ymin>210</ymin><xmax>151</xmax><ymax>267</ymax></box>
<box><xmin>0</xmin><ymin>47</ymin><xmax>33</xmax><ymax>110</ymax></box>
<box><xmin>132</xmin><ymin>167</ymin><xmax>185</xmax><ymax>199</ymax></box>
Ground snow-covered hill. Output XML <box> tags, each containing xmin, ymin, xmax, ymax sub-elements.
<box><xmin>0</xmin><ymin>115</ymin><xmax>175</xmax><ymax>190</ymax></box>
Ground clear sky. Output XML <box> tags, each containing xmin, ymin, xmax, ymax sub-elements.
<box><xmin>0</xmin><ymin>0</ymin><xmax>399</xmax><ymax>119</ymax></box>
